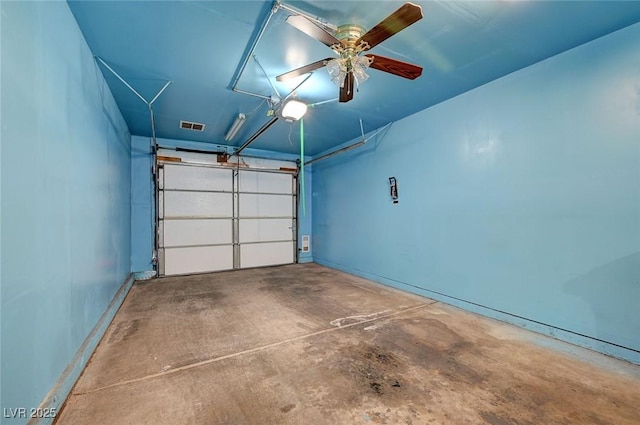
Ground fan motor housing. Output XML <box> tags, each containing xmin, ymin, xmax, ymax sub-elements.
<box><xmin>335</xmin><ymin>24</ymin><xmax>366</xmax><ymax>45</ymax></box>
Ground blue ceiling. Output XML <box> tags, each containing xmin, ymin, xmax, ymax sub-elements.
<box><xmin>68</xmin><ymin>1</ymin><xmax>640</xmax><ymax>156</ymax></box>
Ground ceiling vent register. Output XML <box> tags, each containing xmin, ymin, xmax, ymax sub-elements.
<box><xmin>180</xmin><ymin>120</ymin><xmax>205</xmax><ymax>131</ymax></box>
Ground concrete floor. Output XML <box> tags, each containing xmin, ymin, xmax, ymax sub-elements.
<box><xmin>55</xmin><ymin>263</ymin><xmax>640</xmax><ymax>425</ymax></box>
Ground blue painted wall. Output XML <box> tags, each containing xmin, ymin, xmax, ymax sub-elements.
<box><xmin>1</xmin><ymin>1</ymin><xmax>131</xmax><ymax>422</ymax></box>
<box><xmin>131</xmin><ymin>136</ymin><xmax>155</xmax><ymax>273</ymax></box>
<box><xmin>298</xmin><ymin>163</ymin><xmax>313</xmax><ymax>263</ymax></box>
<box><xmin>312</xmin><ymin>23</ymin><xmax>640</xmax><ymax>363</ymax></box>
<box><xmin>130</xmin><ymin>136</ymin><xmax>312</xmax><ymax>272</ymax></box>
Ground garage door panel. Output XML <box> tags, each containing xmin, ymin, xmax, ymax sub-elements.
<box><xmin>164</xmin><ymin>164</ymin><xmax>232</xmax><ymax>191</ymax></box>
<box><xmin>164</xmin><ymin>191</ymin><xmax>232</xmax><ymax>218</ymax></box>
<box><xmin>240</xmin><ymin>242</ymin><xmax>294</xmax><ymax>269</ymax></box>
<box><xmin>159</xmin><ymin>161</ymin><xmax>296</xmax><ymax>276</ymax></box>
<box><xmin>239</xmin><ymin>170</ymin><xmax>293</xmax><ymax>194</ymax></box>
<box><xmin>239</xmin><ymin>194</ymin><xmax>293</xmax><ymax>218</ymax></box>
<box><xmin>164</xmin><ymin>246</ymin><xmax>233</xmax><ymax>275</ymax></box>
<box><xmin>239</xmin><ymin>219</ymin><xmax>292</xmax><ymax>243</ymax></box>
<box><xmin>164</xmin><ymin>219</ymin><xmax>232</xmax><ymax>247</ymax></box>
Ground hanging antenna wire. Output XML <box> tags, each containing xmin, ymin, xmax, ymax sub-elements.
<box><xmin>245</xmin><ymin>99</ymin><xmax>267</xmax><ymax>116</ymax></box>
<box><xmin>288</xmin><ymin>122</ymin><xmax>294</xmax><ymax>146</ymax></box>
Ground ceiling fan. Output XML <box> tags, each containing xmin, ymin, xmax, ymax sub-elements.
<box><xmin>276</xmin><ymin>2</ymin><xmax>424</xmax><ymax>103</ymax></box>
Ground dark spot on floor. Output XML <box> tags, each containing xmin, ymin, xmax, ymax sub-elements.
<box><xmin>259</xmin><ymin>277</ymin><xmax>324</xmax><ymax>295</ymax></box>
<box><xmin>371</xmin><ymin>319</ymin><xmax>487</xmax><ymax>387</ymax></box>
<box><xmin>172</xmin><ymin>290</ymin><xmax>227</xmax><ymax>313</ymax></box>
<box><xmin>370</xmin><ymin>382</ymin><xmax>383</xmax><ymax>394</ymax></box>
<box><xmin>336</xmin><ymin>343</ymin><xmax>406</xmax><ymax>399</ymax></box>
<box><xmin>280</xmin><ymin>403</ymin><xmax>296</xmax><ymax>413</ymax></box>
<box><xmin>480</xmin><ymin>411</ymin><xmax>532</xmax><ymax>425</ymax></box>
<box><xmin>107</xmin><ymin>319</ymin><xmax>140</xmax><ymax>344</ymax></box>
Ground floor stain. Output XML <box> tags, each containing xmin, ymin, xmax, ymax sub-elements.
<box><xmin>172</xmin><ymin>290</ymin><xmax>227</xmax><ymax>313</ymax></box>
<box><xmin>279</xmin><ymin>403</ymin><xmax>296</xmax><ymax>413</ymax></box>
<box><xmin>259</xmin><ymin>276</ymin><xmax>325</xmax><ymax>296</ymax></box>
<box><xmin>374</xmin><ymin>318</ymin><xmax>487</xmax><ymax>387</ymax></box>
<box><xmin>107</xmin><ymin>320</ymin><xmax>140</xmax><ymax>344</ymax></box>
<box><xmin>480</xmin><ymin>411</ymin><xmax>531</xmax><ymax>425</ymax></box>
<box><xmin>337</xmin><ymin>343</ymin><xmax>407</xmax><ymax>400</ymax></box>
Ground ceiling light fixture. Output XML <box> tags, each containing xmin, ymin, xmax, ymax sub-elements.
<box><xmin>326</xmin><ymin>25</ymin><xmax>374</xmax><ymax>92</ymax></box>
<box><xmin>281</xmin><ymin>99</ymin><xmax>308</xmax><ymax>122</ymax></box>
<box><xmin>224</xmin><ymin>113</ymin><xmax>246</xmax><ymax>141</ymax></box>
<box><xmin>327</xmin><ymin>55</ymin><xmax>372</xmax><ymax>89</ymax></box>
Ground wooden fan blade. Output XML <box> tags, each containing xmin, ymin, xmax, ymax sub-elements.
<box><xmin>276</xmin><ymin>58</ymin><xmax>333</xmax><ymax>82</ymax></box>
<box><xmin>339</xmin><ymin>72</ymin><xmax>354</xmax><ymax>103</ymax></box>
<box><xmin>358</xmin><ymin>2</ymin><xmax>423</xmax><ymax>51</ymax></box>
<box><xmin>365</xmin><ymin>54</ymin><xmax>422</xmax><ymax>80</ymax></box>
<box><xmin>286</xmin><ymin>15</ymin><xmax>342</xmax><ymax>48</ymax></box>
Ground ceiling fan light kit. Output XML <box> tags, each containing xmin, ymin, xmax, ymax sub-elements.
<box><xmin>326</xmin><ymin>55</ymin><xmax>372</xmax><ymax>89</ymax></box>
<box><xmin>281</xmin><ymin>98</ymin><xmax>308</xmax><ymax>122</ymax></box>
<box><xmin>276</xmin><ymin>2</ymin><xmax>424</xmax><ymax>103</ymax></box>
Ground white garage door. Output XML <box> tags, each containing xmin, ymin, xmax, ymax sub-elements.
<box><xmin>158</xmin><ymin>163</ymin><xmax>296</xmax><ymax>276</ymax></box>
<box><xmin>238</xmin><ymin>170</ymin><xmax>295</xmax><ymax>269</ymax></box>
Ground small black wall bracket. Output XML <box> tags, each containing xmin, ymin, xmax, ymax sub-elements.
<box><xmin>389</xmin><ymin>177</ymin><xmax>398</xmax><ymax>204</ymax></box>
